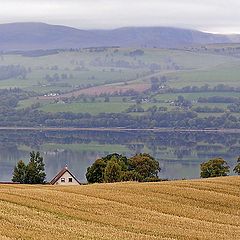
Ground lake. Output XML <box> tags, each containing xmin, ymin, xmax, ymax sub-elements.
<box><xmin>0</xmin><ymin>129</ymin><xmax>239</xmax><ymax>182</ymax></box>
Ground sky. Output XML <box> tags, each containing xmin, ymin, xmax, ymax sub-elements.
<box><xmin>0</xmin><ymin>0</ymin><xmax>240</xmax><ymax>33</ymax></box>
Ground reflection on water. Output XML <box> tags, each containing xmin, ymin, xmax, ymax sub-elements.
<box><xmin>0</xmin><ymin>130</ymin><xmax>239</xmax><ymax>182</ymax></box>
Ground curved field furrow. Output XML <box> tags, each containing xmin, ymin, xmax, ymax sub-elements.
<box><xmin>0</xmin><ymin>177</ymin><xmax>239</xmax><ymax>239</ymax></box>
<box><xmin>50</xmin><ymin>183</ymin><xmax>240</xmax><ymax>226</ymax></box>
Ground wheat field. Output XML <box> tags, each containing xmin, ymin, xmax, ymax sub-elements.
<box><xmin>0</xmin><ymin>177</ymin><xmax>240</xmax><ymax>239</ymax></box>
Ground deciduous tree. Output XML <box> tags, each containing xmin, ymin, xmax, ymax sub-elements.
<box><xmin>129</xmin><ymin>153</ymin><xmax>160</xmax><ymax>180</ymax></box>
<box><xmin>86</xmin><ymin>159</ymin><xmax>107</xmax><ymax>183</ymax></box>
<box><xmin>104</xmin><ymin>159</ymin><xmax>121</xmax><ymax>183</ymax></box>
<box><xmin>86</xmin><ymin>153</ymin><xmax>128</xmax><ymax>183</ymax></box>
<box><xmin>86</xmin><ymin>153</ymin><xmax>161</xmax><ymax>183</ymax></box>
<box><xmin>200</xmin><ymin>158</ymin><xmax>230</xmax><ymax>178</ymax></box>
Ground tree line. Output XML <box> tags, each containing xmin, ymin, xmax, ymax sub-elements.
<box><xmin>1</xmin><ymin>84</ymin><xmax>240</xmax><ymax>129</ymax></box>
<box><xmin>0</xmin><ymin>65</ymin><xmax>29</xmax><ymax>80</ymax></box>
<box><xmin>11</xmin><ymin>151</ymin><xmax>240</xmax><ymax>184</ymax></box>
<box><xmin>2</xmin><ymin>107</ymin><xmax>239</xmax><ymax>129</ymax></box>
<box><xmin>0</xmin><ymin>89</ymin><xmax>239</xmax><ymax>129</ymax></box>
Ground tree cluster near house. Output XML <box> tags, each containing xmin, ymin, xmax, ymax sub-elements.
<box><xmin>86</xmin><ymin>153</ymin><xmax>161</xmax><ymax>183</ymax></box>
<box><xmin>11</xmin><ymin>150</ymin><xmax>239</xmax><ymax>184</ymax></box>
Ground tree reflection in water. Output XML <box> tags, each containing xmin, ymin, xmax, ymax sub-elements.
<box><xmin>0</xmin><ymin>130</ymin><xmax>239</xmax><ymax>182</ymax></box>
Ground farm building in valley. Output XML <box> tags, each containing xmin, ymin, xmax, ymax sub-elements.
<box><xmin>50</xmin><ymin>166</ymin><xmax>81</xmax><ymax>185</ymax></box>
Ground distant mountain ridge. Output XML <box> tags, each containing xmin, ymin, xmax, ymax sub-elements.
<box><xmin>0</xmin><ymin>22</ymin><xmax>239</xmax><ymax>51</ymax></box>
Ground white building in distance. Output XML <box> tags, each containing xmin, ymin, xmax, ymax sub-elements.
<box><xmin>50</xmin><ymin>166</ymin><xmax>81</xmax><ymax>185</ymax></box>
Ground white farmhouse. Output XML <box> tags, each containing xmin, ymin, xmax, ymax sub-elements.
<box><xmin>50</xmin><ymin>166</ymin><xmax>81</xmax><ymax>185</ymax></box>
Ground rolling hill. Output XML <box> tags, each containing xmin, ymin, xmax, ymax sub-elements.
<box><xmin>0</xmin><ymin>176</ymin><xmax>240</xmax><ymax>239</ymax></box>
<box><xmin>0</xmin><ymin>22</ymin><xmax>240</xmax><ymax>50</ymax></box>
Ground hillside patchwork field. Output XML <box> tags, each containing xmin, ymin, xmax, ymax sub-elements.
<box><xmin>0</xmin><ymin>176</ymin><xmax>240</xmax><ymax>239</ymax></box>
<box><xmin>0</xmin><ymin>46</ymin><xmax>239</xmax><ymax>128</ymax></box>
<box><xmin>1</xmin><ymin>47</ymin><xmax>236</xmax><ymax>116</ymax></box>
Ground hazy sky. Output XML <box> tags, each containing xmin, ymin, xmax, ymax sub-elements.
<box><xmin>0</xmin><ymin>0</ymin><xmax>240</xmax><ymax>33</ymax></box>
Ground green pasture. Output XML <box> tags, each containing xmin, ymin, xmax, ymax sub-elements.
<box><xmin>17</xmin><ymin>98</ymin><xmax>51</xmax><ymax>109</ymax></box>
<box><xmin>19</xmin><ymin>92</ymin><xmax>235</xmax><ymax>116</ymax></box>
<box><xmin>42</xmin><ymin>143</ymin><xmax>129</xmax><ymax>154</ymax></box>
<box><xmin>154</xmin><ymin>92</ymin><xmax>240</xmax><ymax>101</ymax></box>
<box><xmin>168</xmin><ymin>61</ymin><xmax>240</xmax><ymax>88</ymax></box>
<box><xmin>39</xmin><ymin>100</ymin><xmax>169</xmax><ymax>115</ymax></box>
<box><xmin>40</xmin><ymin>101</ymin><xmax>132</xmax><ymax>114</ymax></box>
<box><xmin>1</xmin><ymin>48</ymin><xmax>239</xmax><ymax>92</ymax></box>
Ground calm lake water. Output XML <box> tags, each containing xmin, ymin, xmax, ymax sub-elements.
<box><xmin>0</xmin><ymin>130</ymin><xmax>239</xmax><ymax>182</ymax></box>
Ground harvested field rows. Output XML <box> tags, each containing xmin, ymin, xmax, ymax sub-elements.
<box><xmin>0</xmin><ymin>177</ymin><xmax>240</xmax><ymax>239</ymax></box>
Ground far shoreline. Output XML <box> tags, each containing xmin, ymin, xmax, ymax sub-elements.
<box><xmin>0</xmin><ymin>127</ymin><xmax>239</xmax><ymax>133</ymax></box>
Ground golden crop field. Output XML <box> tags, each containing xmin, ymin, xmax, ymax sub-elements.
<box><xmin>0</xmin><ymin>176</ymin><xmax>240</xmax><ymax>240</ymax></box>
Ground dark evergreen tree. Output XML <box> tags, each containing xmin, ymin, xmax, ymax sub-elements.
<box><xmin>25</xmin><ymin>151</ymin><xmax>46</xmax><ymax>184</ymax></box>
<box><xmin>12</xmin><ymin>151</ymin><xmax>46</xmax><ymax>184</ymax></box>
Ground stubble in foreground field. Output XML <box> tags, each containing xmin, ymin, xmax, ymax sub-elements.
<box><xmin>0</xmin><ymin>177</ymin><xmax>240</xmax><ymax>239</ymax></box>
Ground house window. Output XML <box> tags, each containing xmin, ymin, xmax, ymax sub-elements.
<box><xmin>61</xmin><ymin>178</ymin><xmax>65</xmax><ymax>182</ymax></box>
<box><xmin>69</xmin><ymin>178</ymin><xmax>73</xmax><ymax>182</ymax></box>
